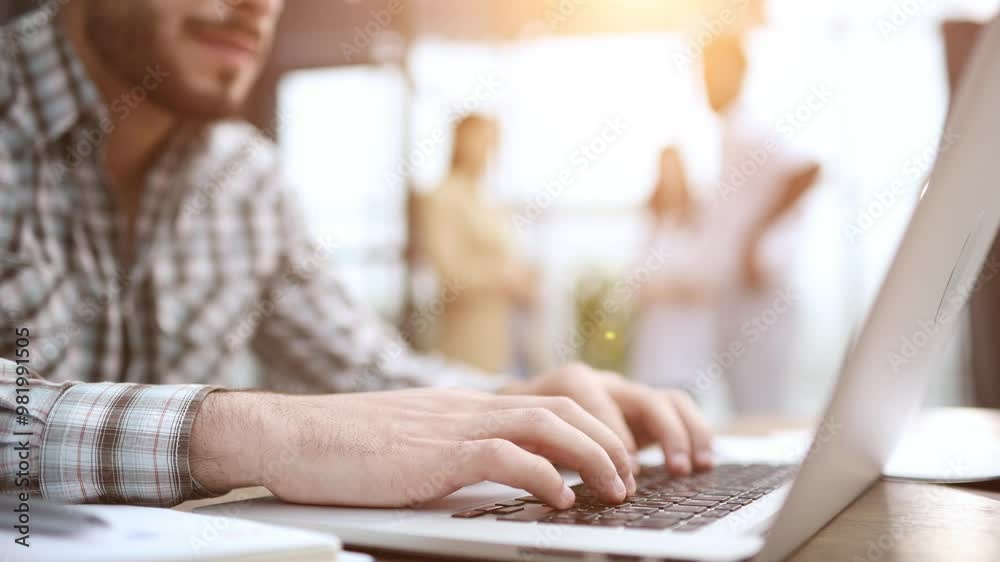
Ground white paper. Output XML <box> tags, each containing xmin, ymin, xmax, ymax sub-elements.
<box><xmin>12</xmin><ymin>504</ymin><xmax>340</xmax><ymax>562</ymax></box>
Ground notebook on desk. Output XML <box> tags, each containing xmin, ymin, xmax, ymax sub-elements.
<box><xmin>8</xmin><ymin>502</ymin><xmax>341</xmax><ymax>562</ymax></box>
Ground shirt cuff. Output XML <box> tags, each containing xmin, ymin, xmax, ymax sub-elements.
<box><xmin>39</xmin><ymin>382</ymin><xmax>220</xmax><ymax>506</ymax></box>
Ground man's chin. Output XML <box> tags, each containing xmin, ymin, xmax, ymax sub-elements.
<box><xmin>149</xmin><ymin>83</ymin><xmax>248</xmax><ymax>122</ymax></box>
<box><xmin>174</xmin><ymin>95</ymin><xmax>246</xmax><ymax>121</ymax></box>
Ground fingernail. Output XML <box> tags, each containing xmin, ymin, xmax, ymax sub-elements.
<box><xmin>669</xmin><ymin>452</ymin><xmax>692</xmax><ymax>475</ymax></box>
<box><xmin>559</xmin><ymin>486</ymin><xmax>575</xmax><ymax>508</ymax></box>
<box><xmin>626</xmin><ymin>472</ymin><xmax>637</xmax><ymax>496</ymax></box>
<box><xmin>613</xmin><ymin>475</ymin><xmax>627</xmax><ymax>499</ymax></box>
<box><xmin>695</xmin><ymin>450</ymin><xmax>714</xmax><ymax>468</ymax></box>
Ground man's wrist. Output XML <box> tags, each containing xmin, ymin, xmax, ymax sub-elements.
<box><xmin>190</xmin><ymin>391</ymin><xmax>277</xmax><ymax>493</ymax></box>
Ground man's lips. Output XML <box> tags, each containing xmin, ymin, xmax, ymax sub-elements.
<box><xmin>189</xmin><ymin>25</ymin><xmax>261</xmax><ymax>63</ymax></box>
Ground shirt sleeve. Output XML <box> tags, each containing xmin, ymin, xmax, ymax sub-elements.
<box><xmin>0</xmin><ymin>358</ymin><xmax>218</xmax><ymax>506</ymax></box>
<box><xmin>251</xmin><ymin>178</ymin><xmax>511</xmax><ymax>395</ymax></box>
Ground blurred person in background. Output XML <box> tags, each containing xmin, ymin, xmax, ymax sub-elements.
<box><xmin>629</xmin><ymin>147</ymin><xmax>718</xmax><ymax>389</ymax></box>
<box><xmin>420</xmin><ymin>115</ymin><xmax>540</xmax><ymax>373</ymax></box>
<box><xmin>0</xmin><ymin>0</ymin><xmax>716</xmax><ymax>510</ymax></box>
<box><xmin>701</xmin><ymin>34</ymin><xmax>821</xmax><ymax>414</ymax></box>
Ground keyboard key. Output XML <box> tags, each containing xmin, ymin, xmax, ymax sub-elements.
<box><xmin>491</xmin><ymin>506</ymin><xmax>525</xmax><ymax>515</ymax></box>
<box><xmin>616</xmin><ymin>507</ymin><xmax>658</xmax><ymax>515</ymax></box>
<box><xmin>663</xmin><ymin>505</ymin><xmax>706</xmax><ymax>514</ymax></box>
<box><xmin>452</xmin><ymin>510</ymin><xmax>487</xmax><ymax>519</ymax></box>
<box><xmin>653</xmin><ymin>497</ymin><xmax>688</xmax><ymax>504</ymax></box>
<box><xmin>702</xmin><ymin>489</ymin><xmax>741</xmax><ymax>496</ymax></box>
<box><xmin>629</xmin><ymin>499</ymin><xmax>671</xmax><ymax>506</ymax></box>
<box><xmin>495</xmin><ymin>500</ymin><xmax>526</xmax><ymax>507</ymax></box>
<box><xmin>497</xmin><ymin>504</ymin><xmax>557</xmax><ymax>522</ymax></box>
<box><xmin>517</xmin><ymin>495</ymin><xmax>545</xmax><ymax>503</ymax></box>
<box><xmin>680</xmin><ymin>500</ymin><xmax>717</xmax><ymax>507</ymax></box>
<box><xmin>599</xmin><ymin>513</ymin><xmax>644</xmax><ymax>522</ymax></box>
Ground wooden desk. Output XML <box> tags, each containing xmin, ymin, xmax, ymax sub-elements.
<box><xmin>179</xmin><ymin>410</ymin><xmax>1000</xmax><ymax>562</ymax></box>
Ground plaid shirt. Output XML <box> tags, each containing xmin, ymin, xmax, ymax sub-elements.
<box><xmin>0</xmin><ymin>12</ymin><xmax>499</xmax><ymax>506</ymax></box>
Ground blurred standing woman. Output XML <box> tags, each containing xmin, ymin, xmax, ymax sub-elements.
<box><xmin>421</xmin><ymin>115</ymin><xmax>539</xmax><ymax>373</ymax></box>
<box><xmin>629</xmin><ymin>147</ymin><xmax>718</xmax><ymax>389</ymax></box>
<box><xmin>701</xmin><ymin>35</ymin><xmax>822</xmax><ymax>413</ymax></box>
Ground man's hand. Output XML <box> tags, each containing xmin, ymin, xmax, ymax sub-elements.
<box><xmin>191</xmin><ymin>387</ymin><xmax>637</xmax><ymax>508</ymax></box>
<box><xmin>500</xmin><ymin>364</ymin><xmax>714</xmax><ymax>476</ymax></box>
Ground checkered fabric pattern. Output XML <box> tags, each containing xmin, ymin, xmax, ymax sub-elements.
<box><xmin>0</xmin><ymin>10</ymin><xmax>500</xmax><ymax>506</ymax></box>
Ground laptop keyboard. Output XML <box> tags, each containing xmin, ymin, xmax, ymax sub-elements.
<box><xmin>451</xmin><ymin>463</ymin><xmax>796</xmax><ymax>532</ymax></box>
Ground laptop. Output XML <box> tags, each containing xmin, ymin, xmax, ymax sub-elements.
<box><xmin>199</xmin><ymin>14</ymin><xmax>1000</xmax><ymax>562</ymax></box>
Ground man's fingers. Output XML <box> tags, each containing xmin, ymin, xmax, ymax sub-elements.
<box><xmin>575</xmin><ymin>391</ymin><xmax>639</xmax><ymax>454</ymax></box>
<box><xmin>472</xmin><ymin>408</ymin><xmax>627</xmax><ymax>503</ymax></box>
<box><xmin>667</xmin><ymin>391</ymin><xmax>714</xmax><ymax>470</ymax></box>
<box><xmin>571</xmin><ymin>392</ymin><xmax>642</xmax><ymax>483</ymax></box>
<box><xmin>558</xmin><ymin>380</ymin><xmax>641</xmax><ymax>478</ymax></box>
<box><xmin>452</xmin><ymin>439</ymin><xmax>574</xmax><ymax>509</ymax></box>
<box><xmin>615</xmin><ymin>387</ymin><xmax>694</xmax><ymax>475</ymax></box>
<box><xmin>491</xmin><ymin>395</ymin><xmax>635</xmax><ymax>494</ymax></box>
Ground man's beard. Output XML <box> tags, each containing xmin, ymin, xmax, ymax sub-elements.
<box><xmin>83</xmin><ymin>2</ymin><xmax>246</xmax><ymax>120</ymax></box>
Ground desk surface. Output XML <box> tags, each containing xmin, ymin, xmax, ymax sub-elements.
<box><xmin>179</xmin><ymin>410</ymin><xmax>1000</xmax><ymax>562</ymax></box>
